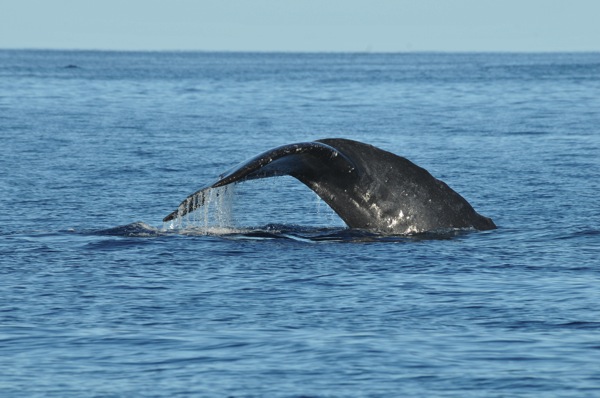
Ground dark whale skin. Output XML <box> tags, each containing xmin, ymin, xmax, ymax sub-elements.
<box><xmin>164</xmin><ymin>138</ymin><xmax>496</xmax><ymax>234</ymax></box>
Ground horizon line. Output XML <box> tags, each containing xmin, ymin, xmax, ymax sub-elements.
<box><xmin>2</xmin><ymin>47</ymin><xmax>600</xmax><ymax>55</ymax></box>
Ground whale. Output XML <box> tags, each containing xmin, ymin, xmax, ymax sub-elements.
<box><xmin>163</xmin><ymin>138</ymin><xmax>496</xmax><ymax>234</ymax></box>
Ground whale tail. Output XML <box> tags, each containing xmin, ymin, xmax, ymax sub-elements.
<box><xmin>164</xmin><ymin>138</ymin><xmax>496</xmax><ymax>234</ymax></box>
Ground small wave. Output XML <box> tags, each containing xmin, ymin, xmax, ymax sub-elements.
<box><xmin>94</xmin><ymin>222</ymin><xmax>165</xmax><ymax>237</ymax></box>
<box><xmin>176</xmin><ymin>226</ymin><xmax>254</xmax><ymax>236</ymax></box>
<box><xmin>94</xmin><ymin>221</ymin><xmax>481</xmax><ymax>243</ymax></box>
<box><xmin>555</xmin><ymin>228</ymin><xmax>600</xmax><ymax>240</ymax></box>
<box><xmin>172</xmin><ymin>224</ymin><xmax>475</xmax><ymax>243</ymax></box>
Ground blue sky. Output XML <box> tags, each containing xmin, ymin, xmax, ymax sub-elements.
<box><xmin>1</xmin><ymin>0</ymin><xmax>599</xmax><ymax>52</ymax></box>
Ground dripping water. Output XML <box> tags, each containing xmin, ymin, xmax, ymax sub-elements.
<box><xmin>162</xmin><ymin>184</ymin><xmax>237</xmax><ymax>234</ymax></box>
<box><xmin>162</xmin><ymin>177</ymin><xmax>346</xmax><ymax>234</ymax></box>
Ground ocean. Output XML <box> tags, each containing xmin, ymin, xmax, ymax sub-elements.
<box><xmin>1</xmin><ymin>50</ymin><xmax>599</xmax><ymax>397</ymax></box>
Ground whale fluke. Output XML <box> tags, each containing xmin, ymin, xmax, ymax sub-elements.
<box><xmin>163</xmin><ymin>138</ymin><xmax>496</xmax><ymax>234</ymax></box>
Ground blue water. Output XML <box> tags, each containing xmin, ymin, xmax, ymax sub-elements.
<box><xmin>1</xmin><ymin>50</ymin><xmax>599</xmax><ymax>397</ymax></box>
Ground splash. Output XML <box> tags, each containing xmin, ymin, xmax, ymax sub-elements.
<box><xmin>162</xmin><ymin>184</ymin><xmax>237</xmax><ymax>234</ymax></box>
<box><xmin>162</xmin><ymin>177</ymin><xmax>346</xmax><ymax>236</ymax></box>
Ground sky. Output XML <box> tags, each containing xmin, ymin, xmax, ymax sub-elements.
<box><xmin>1</xmin><ymin>0</ymin><xmax>599</xmax><ymax>52</ymax></box>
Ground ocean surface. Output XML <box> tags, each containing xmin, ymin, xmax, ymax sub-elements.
<box><xmin>1</xmin><ymin>50</ymin><xmax>599</xmax><ymax>397</ymax></box>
